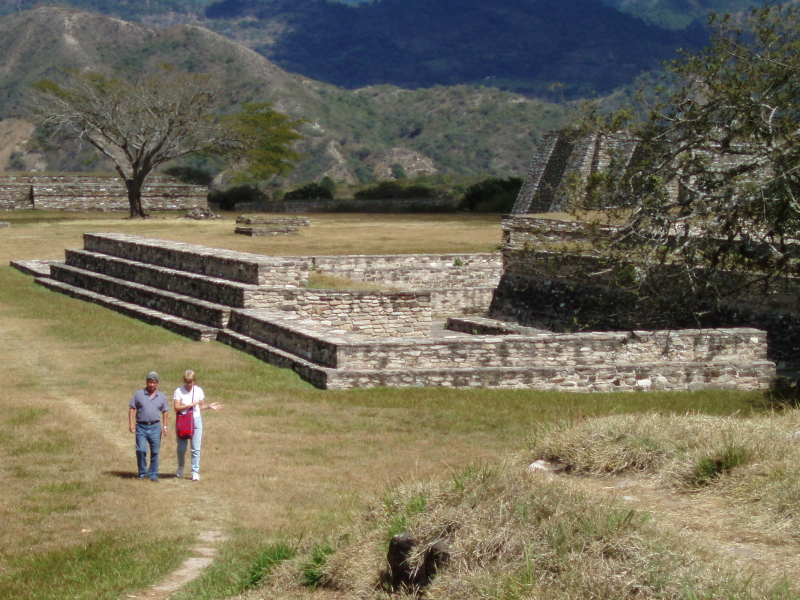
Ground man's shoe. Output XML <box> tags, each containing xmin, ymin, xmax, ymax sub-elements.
<box><xmin>176</xmin><ymin>468</ymin><xmax>184</xmax><ymax>478</ymax></box>
<box><xmin>149</xmin><ymin>477</ymin><xmax>159</xmax><ymax>482</ymax></box>
<box><xmin>191</xmin><ymin>473</ymin><xmax>200</xmax><ymax>481</ymax></box>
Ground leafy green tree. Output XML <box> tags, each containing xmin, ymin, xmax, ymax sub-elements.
<box><xmin>571</xmin><ymin>3</ymin><xmax>800</xmax><ymax>321</ymax></box>
<box><xmin>354</xmin><ymin>181</ymin><xmax>435</xmax><ymax>200</ymax></box>
<box><xmin>223</xmin><ymin>102</ymin><xmax>306</xmax><ymax>184</ymax></box>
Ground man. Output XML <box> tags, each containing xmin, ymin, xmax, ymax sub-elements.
<box><xmin>128</xmin><ymin>371</ymin><xmax>169</xmax><ymax>481</ymax></box>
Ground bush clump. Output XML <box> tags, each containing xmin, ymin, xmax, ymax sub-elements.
<box><xmin>459</xmin><ymin>176</ymin><xmax>522</xmax><ymax>212</ymax></box>
<box><xmin>283</xmin><ymin>182</ymin><xmax>334</xmax><ymax>200</ymax></box>
<box><xmin>208</xmin><ymin>185</ymin><xmax>267</xmax><ymax>211</ymax></box>
<box><xmin>354</xmin><ymin>181</ymin><xmax>436</xmax><ymax>200</ymax></box>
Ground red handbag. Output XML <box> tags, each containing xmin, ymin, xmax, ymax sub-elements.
<box><xmin>176</xmin><ymin>388</ymin><xmax>195</xmax><ymax>439</ymax></box>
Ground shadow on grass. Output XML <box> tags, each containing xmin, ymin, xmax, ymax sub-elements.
<box><xmin>102</xmin><ymin>471</ymin><xmax>181</xmax><ymax>480</ymax></box>
<box><xmin>762</xmin><ymin>377</ymin><xmax>800</xmax><ymax>409</ymax></box>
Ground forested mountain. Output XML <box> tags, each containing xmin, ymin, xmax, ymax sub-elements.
<box><xmin>0</xmin><ymin>0</ymin><xmax>770</xmax><ymax>183</ymax></box>
<box><xmin>0</xmin><ymin>7</ymin><xmax>567</xmax><ymax>182</ymax></box>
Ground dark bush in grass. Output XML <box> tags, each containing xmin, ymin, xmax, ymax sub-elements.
<box><xmin>284</xmin><ymin>182</ymin><xmax>334</xmax><ymax>200</ymax></box>
<box><xmin>459</xmin><ymin>176</ymin><xmax>522</xmax><ymax>212</ymax></box>
<box><xmin>354</xmin><ymin>181</ymin><xmax>436</xmax><ymax>200</ymax></box>
<box><xmin>208</xmin><ymin>185</ymin><xmax>267</xmax><ymax>211</ymax></box>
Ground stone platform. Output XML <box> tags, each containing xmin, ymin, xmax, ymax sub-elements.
<box><xmin>11</xmin><ymin>233</ymin><xmax>775</xmax><ymax>391</ymax></box>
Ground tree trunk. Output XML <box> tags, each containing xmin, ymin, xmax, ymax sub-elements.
<box><xmin>126</xmin><ymin>177</ymin><xmax>147</xmax><ymax>218</ymax></box>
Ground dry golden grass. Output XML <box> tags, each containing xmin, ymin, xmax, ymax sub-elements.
<box><xmin>259</xmin><ymin>456</ymin><xmax>799</xmax><ymax>600</ymax></box>
<box><xmin>0</xmin><ymin>211</ymin><xmax>503</xmax><ymax>260</ymax></box>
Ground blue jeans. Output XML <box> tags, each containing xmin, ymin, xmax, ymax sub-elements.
<box><xmin>136</xmin><ymin>422</ymin><xmax>162</xmax><ymax>479</ymax></box>
<box><xmin>177</xmin><ymin>419</ymin><xmax>203</xmax><ymax>475</ymax></box>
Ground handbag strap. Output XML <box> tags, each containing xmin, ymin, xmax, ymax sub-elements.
<box><xmin>182</xmin><ymin>386</ymin><xmax>194</xmax><ymax>415</ymax></box>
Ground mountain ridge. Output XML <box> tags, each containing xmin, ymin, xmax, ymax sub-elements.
<box><xmin>0</xmin><ymin>7</ymin><xmax>568</xmax><ymax>183</ymax></box>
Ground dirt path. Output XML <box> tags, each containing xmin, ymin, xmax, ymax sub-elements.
<box><xmin>558</xmin><ymin>471</ymin><xmax>800</xmax><ymax>586</ymax></box>
<box><xmin>125</xmin><ymin>528</ymin><xmax>228</xmax><ymax>600</ymax></box>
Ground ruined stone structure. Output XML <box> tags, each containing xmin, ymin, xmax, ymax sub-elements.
<box><xmin>234</xmin><ymin>215</ymin><xmax>311</xmax><ymax>235</ymax></box>
<box><xmin>12</xmin><ymin>231</ymin><xmax>774</xmax><ymax>390</ymax></box>
<box><xmin>0</xmin><ymin>175</ymin><xmax>207</xmax><ymax>212</ymax></box>
<box><xmin>494</xmin><ymin>215</ymin><xmax>799</xmax><ymax>370</ymax></box>
<box><xmin>512</xmin><ymin>131</ymin><xmax>646</xmax><ymax>214</ymax></box>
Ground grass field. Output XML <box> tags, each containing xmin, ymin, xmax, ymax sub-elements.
<box><xmin>0</xmin><ymin>211</ymin><xmax>777</xmax><ymax>599</ymax></box>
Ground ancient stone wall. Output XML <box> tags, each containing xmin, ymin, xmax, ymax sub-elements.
<box><xmin>334</xmin><ymin>328</ymin><xmax>767</xmax><ymax>370</ymax></box>
<box><xmin>0</xmin><ymin>175</ymin><xmax>207</xmax><ymax>212</ymax></box>
<box><xmin>313</xmin><ymin>253</ymin><xmax>502</xmax><ymax>289</ymax></box>
<box><xmin>242</xmin><ymin>290</ymin><xmax>432</xmax><ymax>337</ymax></box>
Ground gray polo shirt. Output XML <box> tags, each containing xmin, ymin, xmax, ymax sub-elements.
<box><xmin>129</xmin><ymin>389</ymin><xmax>169</xmax><ymax>423</ymax></box>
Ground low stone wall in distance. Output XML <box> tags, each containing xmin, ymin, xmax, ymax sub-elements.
<box><xmin>236</xmin><ymin>215</ymin><xmax>311</xmax><ymax>227</ymax></box>
<box><xmin>230</xmin><ymin>198</ymin><xmax>458</xmax><ymax>213</ymax></box>
<box><xmin>0</xmin><ymin>175</ymin><xmax>207</xmax><ymax>212</ymax></box>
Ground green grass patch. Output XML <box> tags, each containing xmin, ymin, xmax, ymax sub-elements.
<box><xmin>301</xmin><ymin>541</ymin><xmax>337</xmax><ymax>587</ymax></box>
<box><xmin>245</xmin><ymin>541</ymin><xmax>295</xmax><ymax>589</ymax></box>
<box><xmin>0</xmin><ymin>534</ymin><xmax>190</xmax><ymax>600</ymax></box>
<box><xmin>691</xmin><ymin>441</ymin><xmax>751</xmax><ymax>487</ymax></box>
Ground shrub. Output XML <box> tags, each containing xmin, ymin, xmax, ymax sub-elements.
<box><xmin>300</xmin><ymin>541</ymin><xmax>336</xmax><ymax>587</ymax></box>
<box><xmin>459</xmin><ymin>176</ymin><xmax>523</xmax><ymax>212</ymax></box>
<box><xmin>354</xmin><ymin>181</ymin><xmax>436</xmax><ymax>200</ymax></box>
<box><xmin>208</xmin><ymin>185</ymin><xmax>267</xmax><ymax>211</ymax></box>
<box><xmin>283</xmin><ymin>182</ymin><xmax>334</xmax><ymax>200</ymax></box>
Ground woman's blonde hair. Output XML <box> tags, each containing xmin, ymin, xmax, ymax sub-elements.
<box><xmin>183</xmin><ymin>369</ymin><xmax>196</xmax><ymax>383</ymax></box>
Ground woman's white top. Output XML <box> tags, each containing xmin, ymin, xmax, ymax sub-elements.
<box><xmin>174</xmin><ymin>384</ymin><xmax>205</xmax><ymax>424</ymax></box>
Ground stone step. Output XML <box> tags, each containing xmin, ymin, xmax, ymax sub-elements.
<box><xmin>217</xmin><ymin>330</ymin><xmax>334</xmax><ymax>388</ymax></box>
<box><xmin>83</xmin><ymin>232</ymin><xmax>309</xmax><ymax>286</ymax></box>
<box><xmin>10</xmin><ymin>259</ymin><xmax>63</xmax><ymax>277</ymax></box>
<box><xmin>49</xmin><ymin>263</ymin><xmax>232</xmax><ymax>328</ymax></box>
<box><xmin>227</xmin><ymin>309</ymin><xmax>341</xmax><ymax>368</ymax></box>
<box><xmin>65</xmin><ymin>249</ymin><xmax>256</xmax><ymax>308</ymax></box>
<box><xmin>35</xmin><ymin>278</ymin><xmax>220</xmax><ymax>341</ymax></box>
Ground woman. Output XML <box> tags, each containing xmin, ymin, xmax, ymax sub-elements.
<box><xmin>174</xmin><ymin>369</ymin><xmax>222</xmax><ymax>481</ymax></box>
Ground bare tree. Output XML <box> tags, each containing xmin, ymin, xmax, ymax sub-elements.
<box><xmin>30</xmin><ymin>67</ymin><xmax>237</xmax><ymax>218</ymax></box>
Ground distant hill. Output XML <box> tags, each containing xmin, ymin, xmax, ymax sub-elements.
<box><xmin>201</xmin><ymin>0</ymin><xmax>708</xmax><ymax>97</ymax></box>
<box><xmin>0</xmin><ymin>7</ymin><xmax>568</xmax><ymax>183</ymax></box>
